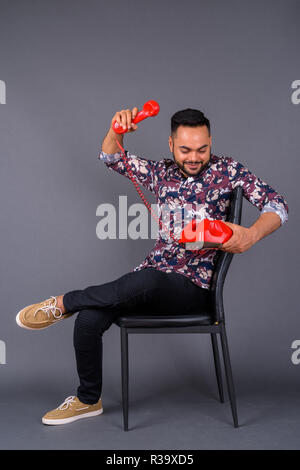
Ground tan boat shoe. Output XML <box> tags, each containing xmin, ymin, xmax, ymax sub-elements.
<box><xmin>16</xmin><ymin>296</ymin><xmax>73</xmax><ymax>330</ymax></box>
<box><xmin>42</xmin><ymin>395</ymin><xmax>103</xmax><ymax>425</ymax></box>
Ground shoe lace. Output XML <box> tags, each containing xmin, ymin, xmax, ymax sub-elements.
<box><xmin>57</xmin><ymin>396</ymin><xmax>77</xmax><ymax>410</ymax></box>
<box><xmin>33</xmin><ymin>296</ymin><xmax>63</xmax><ymax>320</ymax></box>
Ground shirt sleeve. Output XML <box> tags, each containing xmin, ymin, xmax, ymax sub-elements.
<box><xmin>231</xmin><ymin>160</ymin><xmax>289</xmax><ymax>226</ymax></box>
<box><xmin>97</xmin><ymin>149</ymin><xmax>158</xmax><ymax>194</ymax></box>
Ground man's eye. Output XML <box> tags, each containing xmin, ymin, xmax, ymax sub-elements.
<box><xmin>181</xmin><ymin>149</ymin><xmax>206</xmax><ymax>154</ymax></box>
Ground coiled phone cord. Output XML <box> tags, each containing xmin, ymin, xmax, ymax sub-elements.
<box><xmin>114</xmin><ymin>137</ymin><xmax>182</xmax><ymax>245</ymax></box>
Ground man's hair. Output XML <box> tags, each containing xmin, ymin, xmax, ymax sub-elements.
<box><xmin>171</xmin><ymin>108</ymin><xmax>211</xmax><ymax>137</ymax></box>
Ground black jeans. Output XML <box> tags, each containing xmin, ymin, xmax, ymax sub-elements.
<box><xmin>63</xmin><ymin>267</ymin><xmax>212</xmax><ymax>405</ymax></box>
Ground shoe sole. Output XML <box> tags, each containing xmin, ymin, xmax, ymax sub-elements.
<box><xmin>42</xmin><ymin>408</ymin><xmax>103</xmax><ymax>425</ymax></box>
<box><xmin>16</xmin><ymin>309</ymin><xmax>68</xmax><ymax>330</ymax></box>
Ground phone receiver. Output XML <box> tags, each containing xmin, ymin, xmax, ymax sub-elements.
<box><xmin>179</xmin><ymin>219</ymin><xmax>233</xmax><ymax>250</ymax></box>
<box><xmin>112</xmin><ymin>100</ymin><xmax>160</xmax><ymax>134</ymax></box>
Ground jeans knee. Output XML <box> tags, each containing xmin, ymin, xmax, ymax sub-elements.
<box><xmin>74</xmin><ymin>309</ymin><xmax>107</xmax><ymax>352</ymax></box>
<box><xmin>77</xmin><ymin>308</ymin><xmax>112</xmax><ymax>331</ymax></box>
<box><xmin>73</xmin><ymin>309</ymin><xmax>113</xmax><ymax>344</ymax></box>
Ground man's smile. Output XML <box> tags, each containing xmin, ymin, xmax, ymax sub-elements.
<box><xmin>185</xmin><ymin>162</ymin><xmax>202</xmax><ymax>169</ymax></box>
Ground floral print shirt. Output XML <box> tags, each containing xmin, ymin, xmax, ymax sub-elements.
<box><xmin>98</xmin><ymin>149</ymin><xmax>289</xmax><ymax>290</ymax></box>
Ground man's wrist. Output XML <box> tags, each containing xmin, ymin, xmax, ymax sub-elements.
<box><xmin>247</xmin><ymin>212</ymin><xmax>282</xmax><ymax>246</ymax></box>
<box><xmin>101</xmin><ymin>128</ymin><xmax>124</xmax><ymax>154</ymax></box>
<box><xmin>247</xmin><ymin>225</ymin><xmax>260</xmax><ymax>245</ymax></box>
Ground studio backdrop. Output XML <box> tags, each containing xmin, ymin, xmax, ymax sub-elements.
<box><xmin>0</xmin><ymin>0</ymin><xmax>299</xmax><ymax>450</ymax></box>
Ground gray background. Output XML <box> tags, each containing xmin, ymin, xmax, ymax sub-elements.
<box><xmin>0</xmin><ymin>0</ymin><xmax>299</xmax><ymax>450</ymax></box>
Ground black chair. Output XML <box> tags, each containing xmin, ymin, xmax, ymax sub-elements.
<box><xmin>114</xmin><ymin>185</ymin><xmax>243</xmax><ymax>430</ymax></box>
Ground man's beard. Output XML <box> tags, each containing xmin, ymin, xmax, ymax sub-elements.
<box><xmin>172</xmin><ymin>150</ymin><xmax>211</xmax><ymax>178</ymax></box>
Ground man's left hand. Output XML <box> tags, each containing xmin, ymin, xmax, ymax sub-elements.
<box><xmin>218</xmin><ymin>221</ymin><xmax>256</xmax><ymax>253</ymax></box>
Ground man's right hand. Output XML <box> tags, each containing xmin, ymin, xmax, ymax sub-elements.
<box><xmin>110</xmin><ymin>107</ymin><xmax>139</xmax><ymax>133</ymax></box>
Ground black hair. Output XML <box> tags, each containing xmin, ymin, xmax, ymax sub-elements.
<box><xmin>171</xmin><ymin>108</ymin><xmax>211</xmax><ymax>136</ymax></box>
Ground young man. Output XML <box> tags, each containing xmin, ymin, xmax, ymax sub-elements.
<box><xmin>16</xmin><ymin>107</ymin><xmax>289</xmax><ymax>425</ymax></box>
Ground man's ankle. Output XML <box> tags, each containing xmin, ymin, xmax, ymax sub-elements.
<box><xmin>56</xmin><ymin>295</ymin><xmax>66</xmax><ymax>314</ymax></box>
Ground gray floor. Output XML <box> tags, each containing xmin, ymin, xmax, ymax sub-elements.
<box><xmin>0</xmin><ymin>373</ymin><xmax>299</xmax><ymax>450</ymax></box>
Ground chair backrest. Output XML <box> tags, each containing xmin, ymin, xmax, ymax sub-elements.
<box><xmin>209</xmin><ymin>186</ymin><xmax>243</xmax><ymax>322</ymax></box>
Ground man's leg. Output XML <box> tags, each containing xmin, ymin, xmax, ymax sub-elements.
<box><xmin>73</xmin><ymin>308</ymin><xmax>107</xmax><ymax>405</ymax></box>
<box><xmin>16</xmin><ymin>267</ymin><xmax>161</xmax><ymax>330</ymax></box>
<box><xmin>39</xmin><ymin>269</ymin><xmax>162</xmax><ymax>425</ymax></box>
<box><xmin>72</xmin><ymin>304</ymin><xmax>143</xmax><ymax>405</ymax></box>
<box><xmin>41</xmin><ymin>280</ymin><xmax>160</xmax><ymax>426</ymax></box>
<box><xmin>17</xmin><ymin>266</ymin><xmax>211</xmax><ymax>331</ymax></box>
<box><xmin>37</xmin><ymin>267</ymin><xmax>212</xmax><ymax>425</ymax></box>
<box><xmin>61</xmin><ymin>267</ymin><xmax>162</xmax><ymax>314</ymax></box>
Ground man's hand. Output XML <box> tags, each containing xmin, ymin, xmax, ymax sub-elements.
<box><xmin>218</xmin><ymin>221</ymin><xmax>256</xmax><ymax>253</ymax></box>
<box><xmin>111</xmin><ymin>107</ymin><xmax>139</xmax><ymax>133</ymax></box>
<box><xmin>102</xmin><ymin>106</ymin><xmax>139</xmax><ymax>154</ymax></box>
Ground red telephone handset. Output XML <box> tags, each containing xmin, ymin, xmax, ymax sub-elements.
<box><xmin>112</xmin><ymin>100</ymin><xmax>160</xmax><ymax>134</ymax></box>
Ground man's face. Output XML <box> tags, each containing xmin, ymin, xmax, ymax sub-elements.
<box><xmin>168</xmin><ymin>125</ymin><xmax>212</xmax><ymax>178</ymax></box>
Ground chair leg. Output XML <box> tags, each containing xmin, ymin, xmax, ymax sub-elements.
<box><xmin>211</xmin><ymin>333</ymin><xmax>224</xmax><ymax>403</ymax></box>
<box><xmin>219</xmin><ymin>324</ymin><xmax>239</xmax><ymax>428</ymax></box>
<box><xmin>120</xmin><ymin>327</ymin><xmax>129</xmax><ymax>431</ymax></box>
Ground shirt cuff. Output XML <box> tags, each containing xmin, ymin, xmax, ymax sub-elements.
<box><xmin>260</xmin><ymin>201</ymin><xmax>288</xmax><ymax>226</ymax></box>
<box><xmin>97</xmin><ymin>150</ymin><xmax>122</xmax><ymax>163</ymax></box>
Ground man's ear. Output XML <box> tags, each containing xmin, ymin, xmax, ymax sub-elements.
<box><xmin>168</xmin><ymin>136</ymin><xmax>173</xmax><ymax>153</ymax></box>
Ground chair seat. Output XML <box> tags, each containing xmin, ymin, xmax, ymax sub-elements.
<box><xmin>114</xmin><ymin>312</ymin><xmax>214</xmax><ymax>328</ymax></box>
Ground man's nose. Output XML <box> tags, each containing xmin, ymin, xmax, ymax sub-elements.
<box><xmin>188</xmin><ymin>154</ymin><xmax>200</xmax><ymax>161</ymax></box>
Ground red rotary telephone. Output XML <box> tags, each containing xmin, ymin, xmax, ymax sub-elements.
<box><xmin>178</xmin><ymin>218</ymin><xmax>232</xmax><ymax>249</ymax></box>
<box><xmin>112</xmin><ymin>100</ymin><xmax>233</xmax><ymax>250</ymax></box>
